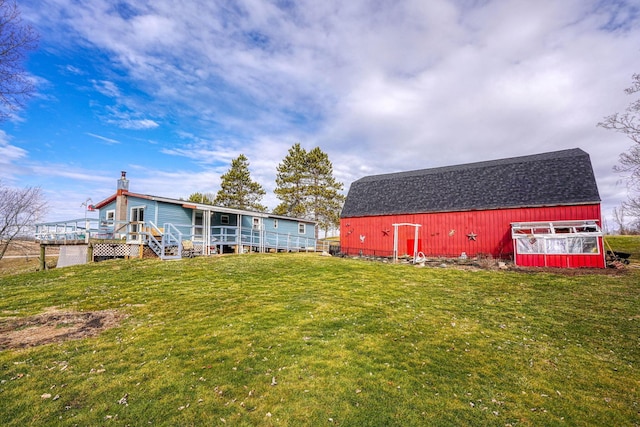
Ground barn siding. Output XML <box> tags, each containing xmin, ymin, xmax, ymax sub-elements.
<box><xmin>340</xmin><ymin>204</ymin><xmax>603</xmax><ymax>266</ymax></box>
<box><xmin>515</xmin><ymin>252</ymin><xmax>604</xmax><ymax>269</ymax></box>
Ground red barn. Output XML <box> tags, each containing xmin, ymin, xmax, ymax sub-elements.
<box><xmin>340</xmin><ymin>148</ymin><xmax>605</xmax><ymax>268</ymax></box>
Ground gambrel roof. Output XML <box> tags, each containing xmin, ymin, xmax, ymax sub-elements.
<box><xmin>341</xmin><ymin>148</ymin><xmax>601</xmax><ymax>218</ymax></box>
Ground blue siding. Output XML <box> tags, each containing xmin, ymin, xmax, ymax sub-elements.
<box><xmin>241</xmin><ymin>215</ymin><xmax>255</xmax><ymax>229</ymax></box>
<box><xmin>155</xmin><ymin>202</ymin><xmax>192</xmax><ymax>236</ymax></box>
<box><xmin>127</xmin><ymin>196</ymin><xmax>158</xmax><ymax>223</ymax></box>
<box><xmin>156</xmin><ymin>203</ymin><xmax>190</xmax><ymax>225</ymax></box>
<box><xmin>95</xmin><ymin>192</ymin><xmax>316</xmax><ymax>252</ymax></box>
<box><xmin>274</xmin><ymin>218</ymin><xmax>314</xmax><ymax>237</ymax></box>
<box><xmin>263</xmin><ymin>217</ymin><xmax>277</xmax><ymax>231</ymax></box>
<box><xmin>98</xmin><ymin>201</ymin><xmax>116</xmax><ymax>223</ymax></box>
<box><xmin>211</xmin><ymin>212</ymin><xmax>238</xmax><ymax>226</ymax></box>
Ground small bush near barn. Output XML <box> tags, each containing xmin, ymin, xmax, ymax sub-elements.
<box><xmin>0</xmin><ymin>253</ymin><xmax>638</xmax><ymax>426</ymax></box>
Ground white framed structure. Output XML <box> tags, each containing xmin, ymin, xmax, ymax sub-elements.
<box><xmin>392</xmin><ymin>223</ymin><xmax>422</xmax><ymax>263</ymax></box>
<box><xmin>511</xmin><ymin>220</ymin><xmax>604</xmax><ymax>268</ymax></box>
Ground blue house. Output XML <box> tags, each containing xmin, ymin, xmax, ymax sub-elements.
<box><xmin>91</xmin><ymin>172</ymin><xmax>317</xmax><ymax>259</ymax></box>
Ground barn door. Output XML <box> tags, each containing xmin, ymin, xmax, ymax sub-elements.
<box><xmin>407</xmin><ymin>239</ymin><xmax>422</xmax><ymax>256</ymax></box>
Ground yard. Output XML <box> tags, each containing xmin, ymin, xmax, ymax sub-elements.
<box><xmin>0</xmin><ymin>245</ymin><xmax>639</xmax><ymax>425</ymax></box>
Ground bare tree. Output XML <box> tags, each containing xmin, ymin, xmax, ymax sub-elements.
<box><xmin>599</xmin><ymin>74</ymin><xmax>640</xmax><ymax>227</ymax></box>
<box><xmin>0</xmin><ymin>0</ymin><xmax>38</xmax><ymax>121</ymax></box>
<box><xmin>623</xmin><ymin>197</ymin><xmax>640</xmax><ymax>233</ymax></box>
<box><xmin>599</xmin><ymin>74</ymin><xmax>640</xmax><ymax>144</ymax></box>
<box><xmin>0</xmin><ymin>182</ymin><xmax>47</xmax><ymax>260</ymax></box>
<box><xmin>611</xmin><ymin>206</ymin><xmax>627</xmax><ymax>235</ymax></box>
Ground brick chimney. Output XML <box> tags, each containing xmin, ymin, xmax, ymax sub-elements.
<box><xmin>115</xmin><ymin>171</ymin><xmax>129</xmax><ymax>236</ymax></box>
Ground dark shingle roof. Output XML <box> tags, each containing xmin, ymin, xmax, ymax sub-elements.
<box><xmin>341</xmin><ymin>148</ymin><xmax>601</xmax><ymax>218</ymax></box>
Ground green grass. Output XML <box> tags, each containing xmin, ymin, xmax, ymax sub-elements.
<box><xmin>1</xmin><ymin>253</ymin><xmax>639</xmax><ymax>426</ymax></box>
<box><xmin>605</xmin><ymin>235</ymin><xmax>640</xmax><ymax>261</ymax></box>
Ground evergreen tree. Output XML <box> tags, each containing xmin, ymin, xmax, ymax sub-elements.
<box><xmin>213</xmin><ymin>154</ymin><xmax>267</xmax><ymax>212</ymax></box>
<box><xmin>274</xmin><ymin>143</ymin><xmax>345</xmax><ymax>237</ymax></box>
<box><xmin>273</xmin><ymin>143</ymin><xmax>309</xmax><ymax>218</ymax></box>
<box><xmin>187</xmin><ymin>192</ymin><xmax>215</xmax><ymax>205</ymax></box>
<box><xmin>306</xmin><ymin>147</ymin><xmax>345</xmax><ymax>237</ymax></box>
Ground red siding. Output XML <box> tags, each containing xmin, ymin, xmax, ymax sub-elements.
<box><xmin>340</xmin><ymin>204</ymin><xmax>604</xmax><ymax>268</ymax></box>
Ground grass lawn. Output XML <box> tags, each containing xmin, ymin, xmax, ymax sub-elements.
<box><xmin>605</xmin><ymin>235</ymin><xmax>640</xmax><ymax>261</ymax></box>
<box><xmin>1</xmin><ymin>253</ymin><xmax>639</xmax><ymax>426</ymax></box>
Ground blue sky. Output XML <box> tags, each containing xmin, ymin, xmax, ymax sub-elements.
<box><xmin>2</xmin><ymin>0</ymin><xmax>640</xmax><ymax>229</ymax></box>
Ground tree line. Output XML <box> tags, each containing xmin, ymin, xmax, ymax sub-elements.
<box><xmin>187</xmin><ymin>143</ymin><xmax>345</xmax><ymax>237</ymax></box>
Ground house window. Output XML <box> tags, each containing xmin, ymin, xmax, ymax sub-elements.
<box><xmin>194</xmin><ymin>211</ymin><xmax>203</xmax><ymax>238</ymax></box>
<box><xmin>106</xmin><ymin>210</ymin><xmax>115</xmax><ymax>222</ymax></box>
<box><xmin>221</xmin><ymin>215</ymin><xmax>230</xmax><ymax>225</ymax></box>
<box><xmin>298</xmin><ymin>223</ymin><xmax>306</xmax><ymax>234</ymax></box>
<box><xmin>253</xmin><ymin>217</ymin><xmax>260</xmax><ymax>230</ymax></box>
<box><xmin>273</xmin><ymin>219</ymin><xmax>278</xmax><ymax>229</ymax></box>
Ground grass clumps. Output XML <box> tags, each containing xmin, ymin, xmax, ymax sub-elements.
<box><xmin>0</xmin><ymin>253</ymin><xmax>638</xmax><ymax>426</ymax></box>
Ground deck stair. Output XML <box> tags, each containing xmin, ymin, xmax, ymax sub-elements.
<box><xmin>144</xmin><ymin>222</ymin><xmax>183</xmax><ymax>260</ymax></box>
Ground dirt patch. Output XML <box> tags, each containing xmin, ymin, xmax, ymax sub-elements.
<box><xmin>0</xmin><ymin>309</ymin><xmax>126</xmax><ymax>350</ymax></box>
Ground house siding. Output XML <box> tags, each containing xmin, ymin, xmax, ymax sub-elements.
<box><xmin>98</xmin><ymin>201</ymin><xmax>116</xmax><ymax>223</ymax></box>
<box><xmin>87</xmin><ymin>175</ymin><xmax>318</xmax><ymax>257</ymax></box>
<box><xmin>154</xmin><ymin>202</ymin><xmax>192</xmax><ymax>235</ymax></box>
<box><xmin>211</xmin><ymin>212</ymin><xmax>238</xmax><ymax>227</ymax></box>
<box><xmin>126</xmin><ymin>196</ymin><xmax>158</xmax><ymax>224</ymax></box>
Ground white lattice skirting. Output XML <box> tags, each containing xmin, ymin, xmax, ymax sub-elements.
<box><xmin>93</xmin><ymin>243</ymin><xmax>140</xmax><ymax>258</ymax></box>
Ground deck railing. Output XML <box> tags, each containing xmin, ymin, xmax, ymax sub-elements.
<box><xmin>35</xmin><ymin>218</ymin><xmax>101</xmax><ymax>243</ymax></box>
<box><xmin>177</xmin><ymin>225</ymin><xmax>317</xmax><ymax>254</ymax></box>
<box><xmin>35</xmin><ymin>219</ymin><xmax>317</xmax><ymax>257</ymax></box>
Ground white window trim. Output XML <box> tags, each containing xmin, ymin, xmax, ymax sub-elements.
<box><xmin>130</xmin><ymin>205</ymin><xmax>146</xmax><ymax>221</ymax></box>
<box><xmin>298</xmin><ymin>222</ymin><xmax>306</xmax><ymax>234</ymax></box>
<box><xmin>128</xmin><ymin>205</ymin><xmax>146</xmax><ymax>243</ymax></box>
<box><xmin>193</xmin><ymin>211</ymin><xmax>204</xmax><ymax>238</ymax></box>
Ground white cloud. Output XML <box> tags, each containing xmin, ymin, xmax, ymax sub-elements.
<box><xmin>117</xmin><ymin>118</ymin><xmax>159</xmax><ymax>130</ymax></box>
<box><xmin>0</xmin><ymin>131</ymin><xmax>28</xmax><ymax>182</ymax></box>
<box><xmin>65</xmin><ymin>65</ymin><xmax>83</xmax><ymax>75</ymax></box>
<box><xmin>0</xmin><ymin>131</ymin><xmax>27</xmax><ymax>164</ymax></box>
<box><xmin>20</xmin><ymin>0</ymin><xmax>640</xmax><ymax>225</ymax></box>
<box><xmin>86</xmin><ymin>133</ymin><xmax>120</xmax><ymax>144</ymax></box>
<box><xmin>91</xmin><ymin>79</ymin><xmax>121</xmax><ymax>98</ymax></box>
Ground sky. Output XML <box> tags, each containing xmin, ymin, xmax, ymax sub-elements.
<box><xmin>2</xmin><ymin>0</ymin><xmax>640</xmax><ymax>230</ymax></box>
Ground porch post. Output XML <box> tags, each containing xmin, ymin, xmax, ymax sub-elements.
<box><xmin>413</xmin><ymin>224</ymin><xmax>419</xmax><ymax>261</ymax></box>
<box><xmin>39</xmin><ymin>244</ymin><xmax>46</xmax><ymax>270</ymax></box>
<box><xmin>237</xmin><ymin>214</ymin><xmax>241</xmax><ymax>254</ymax></box>
<box><xmin>204</xmin><ymin>210</ymin><xmax>211</xmax><ymax>255</ymax></box>
<box><xmin>393</xmin><ymin>224</ymin><xmax>399</xmax><ymax>263</ymax></box>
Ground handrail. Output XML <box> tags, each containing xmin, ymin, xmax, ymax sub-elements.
<box><xmin>147</xmin><ymin>221</ymin><xmax>164</xmax><ymax>236</ymax></box>
<box><xmin>161</xmin><ymin>223</ymin><xmax>182</xmax><ymax>260</ymax></box>
<box><xmin>35</xmin><ymin>218</ymin><xmax>101</xmax><ymax>243</ymax></box>
<box><xmin>35</xmin><ymin>217</ymin><xmax>317</xmax><ymax>258</ymax></box>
